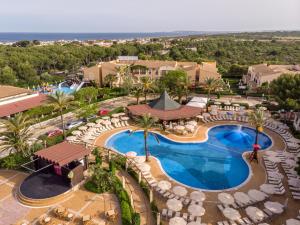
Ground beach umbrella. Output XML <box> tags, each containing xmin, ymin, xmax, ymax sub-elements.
<box><xmin>95</xmin><ymin>123</ymin><xmax>103</xmax><ymax>128</ymax></box>
<box><xmin>224</xmin><ymin>101</ymin><xmax>231</xmax><ymax>105</ymax></box>
<box><xmin>78</xmin><ymin>126</ymin><xmax>88</xmax><ymax>131</ymax></box>
<box><xmin>87</xmin><ymin>122</ymin><xmax>96</xmax><ymax>127</ymax></box>
<box><xmin>121</xmin><ymin>116</ymin><xmax>130</xmax><ymax>121</ymax></box>
<box><xmin>245</xmin><ymin>206</ymin><xmax>265</xmax><ymax>222</ymax></box>
<box><xmin>248</xmin><ymin>189</ymin><xmax>267</xmax><ymax>202</ymax></box>
<box><xmin>134</xmin><ymin>156</ymin><xmax>146</xmax><ymax>164</ymax></box>
<box><xmin>187</xmin><ymin>120</ymin><xmax>197</xmax><ymax>126</ymax></box>
<box><xmin>233</xmin><ymin>192</ymin><xmax>251</xmax><ymax>204</ymax></box>
<box><xmin>111</xmin><ymin>113</ymin><xmax>119</xmax><ymax>118</ymax></box>
<box><xmin>72</xmin><ymin>130</ymin><xmax>82</xmax><ymax>136</ymax></box>
<box><xmin>158</xmin><ymin>180</ymin><xmax>171</xmax><ymax>190</ymax></box>
<box><xmin>111</xmin><ymin>118</ymin><xmax>120</xmax><ymax>123</ymax></box>
<box><xmin>185</xmin><ymin>124</ymin><xmax>195</xmax><ymax>132</ymax></box>
<box><xmin>126</xmin><ymin>151</ymin><xmax>137</xmax><ymax>158</ymax></box>
<box><xmin>172</xmin><ymin>186</ymin><xmax>187</xmax><ymax>197</ymax></box>
<box><xmin>102</xmin><ymin>120</ymin><xmax>111</xmax><ymax>125</ymax></box>
<box><xmin>214</xmin><ymin>101</ymin><xmax>221</xmax><ymax>105</ymax></box>
<box><xmin>233</xmin><ymin>103</ymin><xmax>240</xmax><ymax>107</ymax></box>
<box><xmin>267</xmin><ymin>171</ymin><xmax>284</xmax><ymax>180</ymax></box>
<box><xmin>118</xmin><ymin>112</ymin><xmax>126</xmax><ymax>116</ymax></box>
<box><xmin>260</xmin><ymin>184</ymin><xmax>276</xmax><ymax>194</ymax></box>
<box><xmin>102</xmin><ymin>116</ymin><xmax>110</xmax><ymax>120</ymax></box>
<box><xmin>138</xmin><ymin>163</ymin><xmax>151</xmax><ymax>172</ymax></box>
<box><xmin>286</xmin><ymin>219</ymin><xmax>300</xmax><ymax>225</ymax></box>
<box><xmin>66</xmin><ymin>136</ymin><xmax>77</xmax><ymax>141</ymax></box>
<box><xmin>96</xmin><ymin>119</ymin><xmax>104</xmax><ymax>124</ymax></box>
<box><xmin>187</xmin><ymin>204</ymin><xmax>205</xmax><ymax>216</ymax></box>
<box><xmin>264</xmin><ymin>201</ymin><xmax>284</xmax><ymax>214</ymax></box>
<box><xmin>190</xmin><ymin>191</ymin><xmax>206</xmax><ymax>202</ymax></box>
<box><xmin>218</xmin><ymin>193</ymin><xmax>234</xmax><ymax>205</ymax></box>
<box><xmin>169</xmin><ymin>217</ymin><xmax>187</xmax><ymax>225</ymax></box>
<box><xmin>222</xmin><ymin>207</ymin><xmax>241</xmax><ymax>221</ymax></box>
<box><xmin>267</xmin><ymin>156</ymin><xmax>281</xmax><ymax>163</ymax></box>
<box><xmin>174</xmin><ymin>125</ymin><xmax>185</xmax><ymax>131</ymax></box>
<box><xmin>167</xmin><ymin>198</ymin><xmax>183</xmax><ymax>212</ymax></box>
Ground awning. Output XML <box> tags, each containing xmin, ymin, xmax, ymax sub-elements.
<box><xmin>34</xmin><ymin>142</ymin><xmax>90</xmax><ymax>166</ymax></box>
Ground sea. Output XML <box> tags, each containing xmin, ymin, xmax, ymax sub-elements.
<box><xmin>0</xmin><ymin>31</ymin><xmax>218</xmax><ymax>42</ymax></box>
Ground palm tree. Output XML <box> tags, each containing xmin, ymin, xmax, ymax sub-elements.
<box><xmin>204</xmin><ymin>77</ymin><xmax>225</xmax><ymax>100</ymax></box>
<box><xmin>130</xmin><ymin>114</ymin><xmax>159</xmax><ymax>162</ymax></box>
<box><xmin>248</xmin><ymin>109</ymin><xmax>265</xmax><ymax>162</ymax></box>
<box><xmin>0</xmin><ymin>113</ymin><xmax>33</xmax><ymax>156</ymax></box>
<box><xmin>48</xmin><ymin>91</ymin><xmax>74</xmax><ymax>139</ymax></box>
<box><xmin>140</xmin><ymin>77</ymin><xmax>154</xmax><ymax>103</ymax></box>
<box><xmin>104</xmin><ymin>73</ymin><xmax>117</xmax><ymax>89</ymax></box>
<box><xmin>116</xmin><ymin>64</ymin><xmax>131</xmax><ymax>86</ymax></box>
<box><xmin>131</xmin><ymin>85</ymin><xmax>143</xmax><ymax>104</ymax></box>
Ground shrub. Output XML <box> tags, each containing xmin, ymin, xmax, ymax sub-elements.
<box><xmin>109</xmin><ymin>160</ymin><xmax>116</xmax><ymax>175</ymax></box>
<box><xmin>132</xmin><ymin>212</ymin><xmax>141</xmax><ymax>225</ymax></box>
<box><xmin>120</xmin><ymin>201</ymin><xmax>132</xmax><ymax>225</ymax></box>
<box><xmin>84</xmin><ymin>180</ymin><xmax>101</xmax><ymax>193</ymax></box>
<box><xmin>0</xmin><ymin>153</ymin><xmax>29</xmax><ymax>169</ymax></box>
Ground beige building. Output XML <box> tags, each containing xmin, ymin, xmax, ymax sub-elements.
<box><xmin>242</xmin><ymin>64</ymin><xmax>300</xmax><ymax>88</ymax></box>
<box><xmin>83</xmin><ymin>57</ymin><xmax>221</xmax><ymax>87</ymax></box>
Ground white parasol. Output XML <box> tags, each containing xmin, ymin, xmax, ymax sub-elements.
<box><xmin>126</xmin><ymin>151</ymin><xmax>137</xmax><ymax>158</ymax></box>
<box><xmin>214</xmin><ymin>102</ymin><xmax>221</xmax><ymax>105</ymax></box>
<box><xmin>218</xmin><ymin>193</ymin><xmax>235</xmax><ymax>205</ymax></box>
<box><xmin>72</xmin><ymin>130</ymin><xmax>82</xmax><ymax>136</ymax></box>
<box><xmin>224</xmin><ymin>101</ymin><xmax>231</xmax><ymax>105</ymax></box>
<box><xmin>96</xmin><ymin>119</ymin><xmax>104</xmax><ymax>124</ymax></box>
<box><xmin>158</xmin><ymin>180</ymin><xmax>172</xmax><ymax>190</ymax></box>
<box><xmin>286</xmin><ymin>219</ymin><xmax>300</xmax><ymax>225</ymax></box>
<box><xmin>174</xmin><ymin>125</ymin><xmax>185</xmax><ymax>131</ymax></box>
<box><xmin>185</xmin><ymin>124</ymin><xmax>195</xmax><ymax>132</ymax></box>
<box><xmin>187</xmin><ymin>204</ymin><xmax>205</xmax><ymax>216</ymax></box>
<box><xmin>263</xmin><ymin>201</ymin><xmax>284</xmax><ymax>214</ymax></box>
<box><xmin>121</xmin><ymin>116</ymin><xmax>130</xmax><ymax>121</ymax></box>
<box><xmin>138</xmin><ymin>163</ymin><xmax>151</xmax><ymax>172</ymax></box>
<box><xmin>222</xmin><ymin>207</ymin><xmax>241</xmax><ymax>221</ymax></box>
<box><xmin>111</xmin><ymin>118</ymin><xmax>120</xmax><ymax>123</ymax></box>
<box><xmin>233</xmin><ymin>103</ymin><xmax>240</xmax><ymax>107</ymax></box>
<box><xmin>172</xmin><ymin>186</ymin><xmax>188</xmax><ymax>197</ymax></box>
<box><xmin>102</xmin><ymin>120</ymin><xmax>111</xmax><ymax>125</ymax></box>
<box><xmin>102</xmin><ymin>116</ymin><xmax>110</xmax><ymax>120</ymax></box>
<box><xmin>118</xmin><ymin>112</ymin><xmax>126</xmax><ymax>116</ymax></box>
<box><xmin>187</xmin><ymin>120</ymin><xmax>197</xmax><ymax>126</ymax></box>
<box><xmin>190</xmin><ymin>191</ymin><xmax>206</xmax><ymax>202</ymax></box>
<box><xmin>167</xmin><ymin>198</ymin><xmax>183</xmax><ymax>212</ymax></box>
<box><xmin>134</xmin><ymin>156</ymin><xmax>146</xmax><ymax>164</ymax></box>
<box><xmin>169</xmin><ymin>217</ymin><xmax>187</xmax><ymax>225</ymax></box>
<box><xmin>87</xmin><ymin>122</ymin><xmax>96</xmax><ymax>127</ymax></box>
<box><xmin>66</xmin><ymin>136</ymin><xmax>77</xmax><ymax>141</ymax></box>
<box><xmin>248</xmin><ymin>189</ymin><xmax>267</xmax><ymax>202</ymax></box>
<box><xmin>95</xmin><ymin>123</ymin><xmax>103</xmax><ymax>128</ymax></box>
<box><xmin>233</xmin><ymin>192</ymin><xmax>251</xmax><ymax>204</ymax></box>
<box><xmin>245</xmin><ymin>206</ymin><xmax>265</xmax><ymax>222</ymax></box>
<box><xmin>111</xmin><ymin>113</ymin><xmax>119</xmax><ymax>118</ymax></box>
<box><xmin>260</xmin><ymin>184</ymin><xmax>276</xmax><ymax>194</ymax></box>
<box><xmin>78</xmin><ymin>126</ymin><xmax>88</xmax><ymax>131</ymax></box>
<box><xmin>267</xmin><ymin>156</ymin><xmax>281</xmax><ymax>163</ymax></box>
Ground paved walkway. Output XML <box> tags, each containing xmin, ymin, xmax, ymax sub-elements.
<box><xmin>117</xmin><ymin>170</ymin><xmax>155</xmax><ymax>225</ymax></box>
<box><xmin>0</xmin><ymin>170</ymin><xmax>121</xmax><ymax>225</ymax></box>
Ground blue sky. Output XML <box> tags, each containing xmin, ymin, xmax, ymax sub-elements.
<box><xmin>1</xmin><ymin>0</ymin><xmax>300</xmax><ymax>32</ymax></box>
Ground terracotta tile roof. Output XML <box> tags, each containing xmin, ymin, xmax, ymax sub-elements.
<box><xmin>35</xmin><ymin>142</ymin><xmax>90</xmax><ymax>166</ymax></box>
<box><xmin>0</xmin><ymin>94</ymin><xmax>47</xmax><ymax>117</ymax></box>
<box><xmin>0</xmin><ymin>85</ymin><xmax>32</xmax><ymax>99</ymax></box>
<box><xmin>127</xmin><ymin>104</ymin><xmax>202</xmax><ymax>121</ymax></box>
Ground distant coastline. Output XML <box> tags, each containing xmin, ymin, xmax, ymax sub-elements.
<box><xmin>0</xmin><ymin>31</ymin><xmax>217</xmax><ymax>42</ymax></box>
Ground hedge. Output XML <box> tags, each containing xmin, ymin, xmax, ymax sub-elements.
<box><xmin>120</xmin><ymin>201</ymin><xmax>132</xmax><ymax>225</ymax></box>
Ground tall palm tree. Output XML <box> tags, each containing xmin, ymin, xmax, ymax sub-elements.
<box><xmin>130</xmin><ymin>114</ymin><xmax>159</xmax><ymax>162</ymax></box>
<box><xmin>116</xmin><ymin>64</ymin><xmax>131</xmax><ymax>86</ymax></box>
<box><xmin>204</xmin><ymin>77</ymin><xmax>224</xmax><ymax>100</ymax></box>
<box><xmin>248</xmin><ymin>109</ymin><xmax>265</xmax><ymax>162</ymax></box>
<box><xmin>131</xmin><ymin>85</ymin><xmax>143</xmax><ymax>104</ymax></box>
<box><xmin>48</xmin><ymin>91</ymin><xmax>74</xmax><ymax>139</ymax></box>
<box><xmin>0</xmin><ymin>113</ymin><xmax>33</xmax><ymax>156</ymax></box>
<box><xmin>140</xmin><ymin>77</ymin><xmax>154</xmax><ymax>103</ymax></box>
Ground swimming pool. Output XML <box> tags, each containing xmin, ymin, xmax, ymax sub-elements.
<box><xmin>106</xmin><ymin>125</ymin><xmax>272</xmax><ymax>191</ymax></box>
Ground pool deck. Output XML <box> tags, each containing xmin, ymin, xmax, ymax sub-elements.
<box><xmin>94</xmin><ymin>121</ymin><xmax>300</xmax><ymax>225</ymax></box>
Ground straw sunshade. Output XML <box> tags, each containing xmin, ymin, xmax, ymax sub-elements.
<box><xmin>263</xmin><ymin>201</ymin><xmax>284</xmax><ymax>214</ymax></box>
<box><xmin>138</xmin><ymin>163</ymin><xmax>151</xmax><ymax>172</ymax></box>
<box><xmin>169</xmin><ymin>217</ymin><xmax>187</xmax><ymax>225</ymax></box>
<box><xmin>190</xmin><ymin>191</ymin><xmax>206</xmax><ymax>202</ymax></box>
<box><xmin>66</xmin><ymin>136</ymin><xmax>77</xmax><ymax>141</ymax></box>
<box><xmin>134</xmin><ymin>156</ymin><xmax>146</xmax><ymax>164</ymax></box>
<box><xmin>172</xmin><ymin>186</ymin><xmax>188</xmax><ymax>197</ymax></box>
<box><xmin>121</xmin><ymin>116</ymin><xmax>130</xmax><ymax>121</ymax></box>
<box><xmin>286</xmin><ymin>219</ymin><xmax>300</xmax><ymax>225</ymax></box>
<box><xmin>260</xmin><ymin>184</ymin><xmax>276</xmax><ymax>194</ymax></box>
<box><xmin>222</xmin><ymin>207</ymin><xmax>241</xmax><ymax>221</ymax></box>
<box><xmin>78</xmin><ymin>126</ymin><xmax>88</xmax><ymax>131</ymax></box>
<box><xmin>245</xmin><ymin>206</ymin><xmax>265</xmax><ymax>221</ymax></box>
<box><xmin>167</xmin><ymin>198</ymin><xmax>183</xmax><ymax>212</ymax></box>
<box><xmin>72</xmin><ymin>130</ymin><xmax>82</xmax><ymax>136</ymax></box>
<box><xmin>218</xmin><ymin>193</ymin><xmax>234</xmax><ymax>205</ymax></box>
<box><xmin>233</xmin><ymin>192</ymin><xmax>251</xmax><ymax>204</ymax></box>
<box><xmin>158</xmin><ymin>180</ymin><xmax>172</xmax><ymax>190</ymax></box>
<box><xmin>126</xmin><ymin>151</ymin><xmax>137</xmax><ymax>158</ymax></box>
<box><xmin>187</xmin><ymin>204</ymin><xmax>205</xmax><ymax>216</ymax></box>
<box><xmin>248</xmin><ymin>189</ymin><xmax>267</xmax><ymax>201</ymax></box>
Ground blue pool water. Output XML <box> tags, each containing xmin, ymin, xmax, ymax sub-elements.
<box><xmin>55</xmin><ymin>87</ymin><xmax>75</xmax><ymax>94</ymax></box>
<box><xmin>106</xmin><ymin>125</ymin><xmax>272</xmax><ymax>190</ymax></box>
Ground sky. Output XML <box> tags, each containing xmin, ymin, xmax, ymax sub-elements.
<box><xmin>0</xmin><ymin>0</ymin><xmax>300</xmax><ymax>32</ymax></box>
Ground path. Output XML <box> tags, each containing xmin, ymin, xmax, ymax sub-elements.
<box><xmin>117</xmin><ymin>170</ymin><xmax>155</xmax><ymax>225</ymax></box>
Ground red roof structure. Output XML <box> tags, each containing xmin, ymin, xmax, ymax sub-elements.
<box><xmin>127</xmin><ymin>91</ymin><xmax>202</xmax><ymax>120</ymax></box>
<box><xmin>34</xmin><ymin>142</ymin><xmax>90</xmax><ymax>166</ymax></box>
<box><xmin>0</xmin><ymin>94</ymin><xmax>47</xmax><ymax>117</ymax></box>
